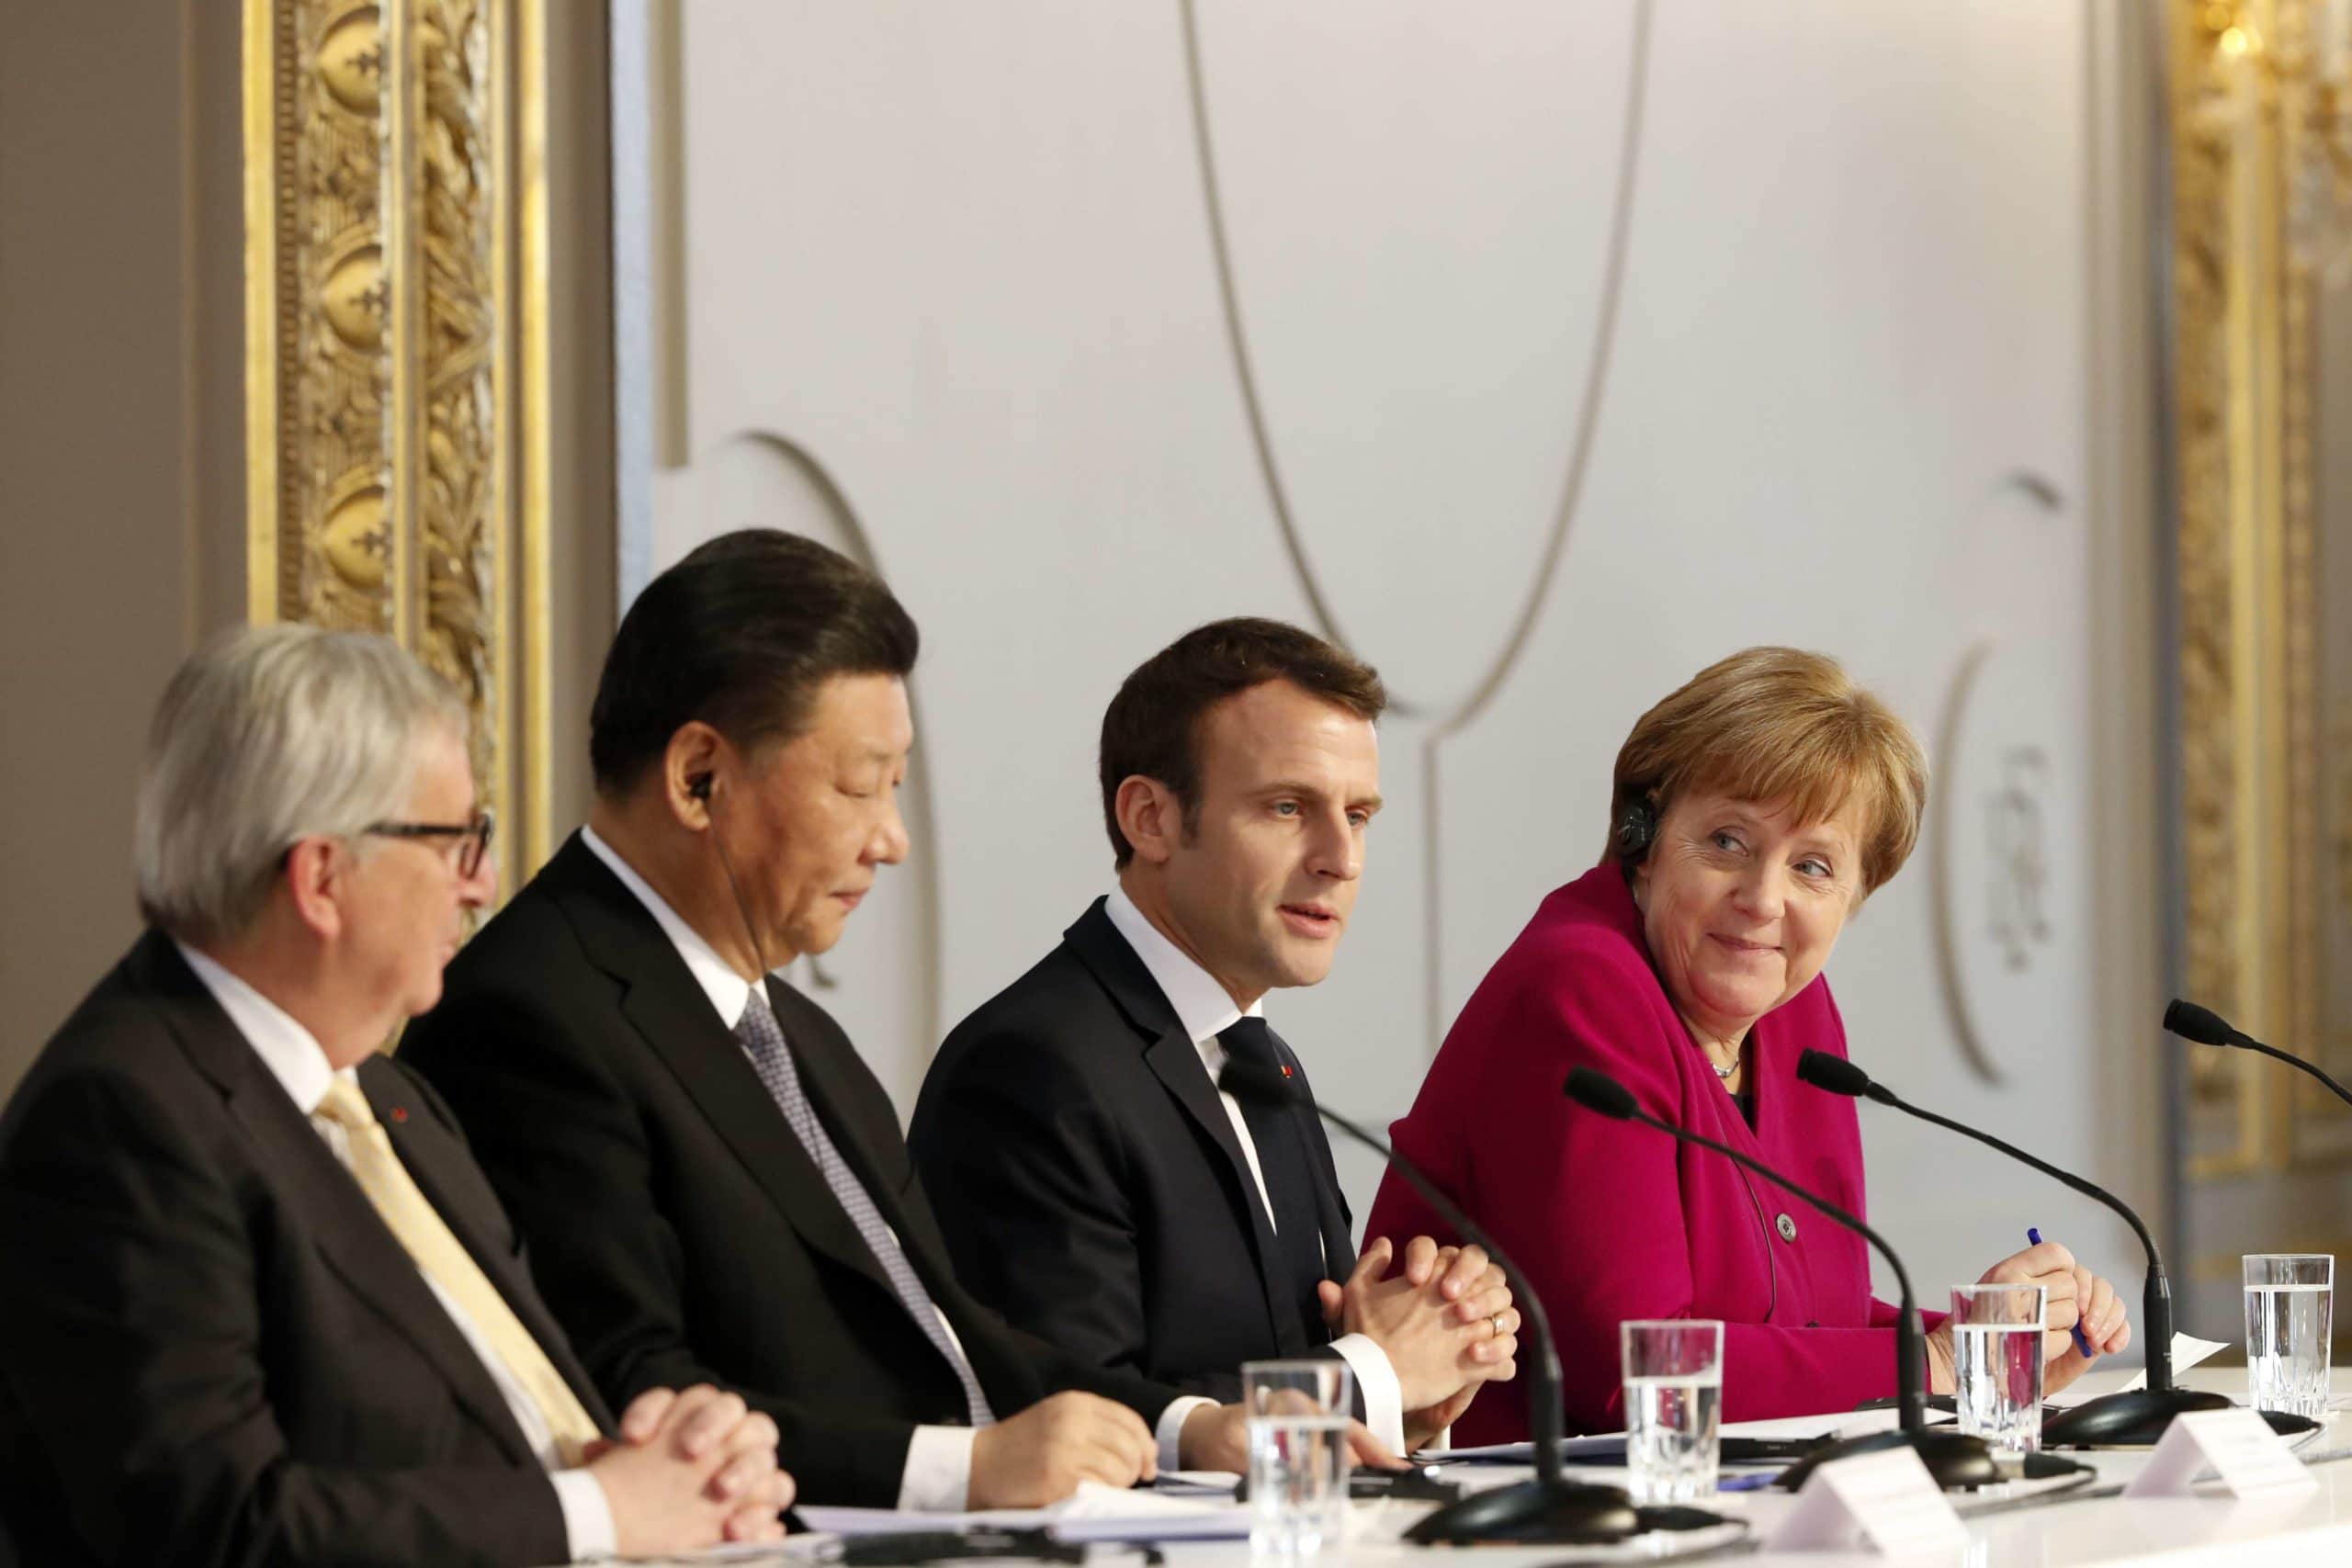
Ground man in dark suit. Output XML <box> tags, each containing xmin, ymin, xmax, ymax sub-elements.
<box><xmin>911</xmin><ymin>619</ymin><xmax>1520</xmax><ymax>1452</ymax></box>
<box><xmin>404</xmin><ymin>532</ymin><xmax>1295</xmax><ymax>1513</ymax></box>
<box><xmin>0</xmin><ymin>626</ymin><xmax>789</xmax><ymax>1568</ymax></box>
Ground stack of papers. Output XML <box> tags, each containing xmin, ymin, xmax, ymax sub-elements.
<box><xmin>794</xmin><ymin>1478</ymin><xmax>1250</xmax><ymax>1545</ymax></box>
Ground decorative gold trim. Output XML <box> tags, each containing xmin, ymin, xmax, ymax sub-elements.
<box><xmin>243</xmin><ymin>0</ymin><xmax>555</xmax><ymax>893</ymax></box>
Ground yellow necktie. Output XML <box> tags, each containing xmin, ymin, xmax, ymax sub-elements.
<box><xmin>315</xmin><ymin>1077</ymin><xmax>601</xmax><ymax>1465</ymax></box>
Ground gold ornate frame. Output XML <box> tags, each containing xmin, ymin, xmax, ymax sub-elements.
<box><xmin>243</xmin><ymin>0</ymin><xmax>556</xmax><ymax>889</ymax></box>
<box><xmin>2171</xmin><ymin>0</ymin><xmax>2352</xmax><ymax>1201</ymax></box>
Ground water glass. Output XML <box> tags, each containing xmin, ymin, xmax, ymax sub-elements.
<box><xmin>1241</xmin><ymin>1359</ymin><xmax>1351</xmax><ymax>1556</ymax></box>
<box><xmin>2245</xmin><ymin>1253</ymin><xmax>2335</xmax><ymax>1421</ymax></box>
<box><xmin>1951</xmin><ymin>1283</ymin><xmax>2046</xmax><ymax>1453</ymax></box>
<box><xmin>1620</xmin><ymin>1319</ymin><xmax>1724</xmax><ymax>1503</ymax></box>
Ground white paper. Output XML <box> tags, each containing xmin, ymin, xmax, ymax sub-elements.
<box><xmin>2121</xmin><ymin>1408</ymin><xmax>2322</xmax><ymax>1499</ymax></box>
<box><xmin>2116</xmin><ymin>1334</ymin><xmax>2232</xmax><ymax>1393</ymax></box>
<box><xmin>794</xmin><ymin>1483</ymin><xmax>1249</xmax><ymax>1546</ymax></box>
<box><xmin>790</xmin><ymin>1505</ymin><xmax>1053</xmax><ymax>1537</ymax></box>
<box><xmin>1765</xmin><ymin>1449</ymin><xmax>1967</xmax><ymax>1555</ymax></box>
<box><xmin>1414</xmin><ymin>1437</ymin><xmax>1632</xmax><ymax>1463</ymax></box>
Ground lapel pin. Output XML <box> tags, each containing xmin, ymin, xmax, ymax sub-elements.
<box><xmin>390</xmin><ymin>1105</ymin><xmax>409</xmax><ymax>1123</ymax></box>
<box><xmin>1281</xmin><ymin>1065</ymin><xmax>1294</xmax><ymax>1078</ymax></box>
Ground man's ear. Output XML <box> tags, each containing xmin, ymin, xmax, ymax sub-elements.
<box><xmin>1114</xmin><ymin>775</ymin><xmax>1182</xmax><ymax>867</ymax></box>
<box><xmin>283</xmin><ymin>837</ymin><xmax>348</xmax><ymax>941</ymax></box>
<box><xmin>662</xmin><ymin>723</ymin><xmax>728</xmax><ymax>829</ymax></box>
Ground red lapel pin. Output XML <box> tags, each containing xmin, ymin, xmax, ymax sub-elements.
<box><xmin>1281</xmin><ymin>1065</ymin><xmax>1294</xmax><ymax>1078</ymax></box>
<box><xmin>390</xmin><ymin>1105</ymin><xmax>409</xmax><ymax>1123</ymax></box>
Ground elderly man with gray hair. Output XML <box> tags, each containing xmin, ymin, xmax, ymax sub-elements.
<box><xmin>0</xmin><ymin>626</ymin><xmax>793</xmax><ymax>1568</ymax></box>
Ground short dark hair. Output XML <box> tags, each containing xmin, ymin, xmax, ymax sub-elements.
<box><xmin>590</xmin><ymin>529</ymin><xmax>919</xmax><ymax>795</ymax></box>
<box><xmin>1099</xmin><ymin>617</ymin><xmax>1386</xmax><ymax>867</ymax></box>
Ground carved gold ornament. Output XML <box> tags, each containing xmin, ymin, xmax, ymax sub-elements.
<box><xmin>245</xmin><ymin>0</ymin><xmax>555</xmax><ymax>888</ymax></box>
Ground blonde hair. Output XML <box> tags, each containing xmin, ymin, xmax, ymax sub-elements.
<box><xmin>1604</xmin><ymin>647</ymin><xmax>1927</xmax><ymax>897</ymax></box>
<box><xmin>135</xmin><ymin>625</ymin><xmax>467</xmax><ymax>944</ymax></box>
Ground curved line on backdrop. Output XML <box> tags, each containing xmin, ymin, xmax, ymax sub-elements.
<box><xmin>713</xmin><ymin>430</ymin><xmax>946</xmax><ymax>1057</ymax></box>
<box><xmin>1176</xmin><ymin>0</ymin><xmax>1655</xmax><ymax>730</ymax></box>
<box><xmin>1178</xmin><ymin>0</ymin><xmax>1656</xmax><ymax>1048</ymax></box>
<box><xmin>1927</xmin><ymin>469</ymin><xmax>2071</xmax><ymax>1089</ymax></box>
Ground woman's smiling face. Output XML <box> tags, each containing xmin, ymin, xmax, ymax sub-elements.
<box><xmin>1632</xmin><ymin>788</ymin><xmax>1869</xmax><ymax>1044</ymax></box>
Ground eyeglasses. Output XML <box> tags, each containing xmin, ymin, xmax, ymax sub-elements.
<box><xmin>363</xmin><ymin>807</ymin><xmax>495</xmax><ymax>878</ymax></box>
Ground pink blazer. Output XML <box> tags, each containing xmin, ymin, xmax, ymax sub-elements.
<box><xmin>1365</xmin><ymin>864</ymin><xmax>1917</xmax><ymax>1441</ymax></box>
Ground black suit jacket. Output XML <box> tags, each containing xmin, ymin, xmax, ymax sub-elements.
<box><xmin>0</xmin><ymin>931</ymin><xmax>612</xmax><ymax>1568</ymax></box>
<box><xmin>401</xmin><ymin>836</ymin><xmax>1184</xmax><ymax>1507</ymax></box>
<box><xmin>910</xmin><ymin>898</ymin><xmax>1355</xmax><ymax>1403</ymax></box>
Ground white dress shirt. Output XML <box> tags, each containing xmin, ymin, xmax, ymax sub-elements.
<box><xmin>1101</xmin><ymin>886</ymin><xmax>1408</xmax><ymax>1452</ymax></box>
<box><xmin>581</xmin><ymin>828</ymin><xmax>1201</xmax><ymax>1507</ymax></box>
<box><xmin>173</xmin><ymin>942</ymin><xmax>617</xmax><ymax>1562</ymax></box>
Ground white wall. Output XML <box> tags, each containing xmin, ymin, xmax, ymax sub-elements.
<box><xmin>629</xmin><ymin>1</ymin><xmax>2165</xmax><ymax>1332</ymax></box>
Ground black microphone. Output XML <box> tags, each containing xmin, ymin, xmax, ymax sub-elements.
<box><xmin>1563</xmin><ymin>1066</ymin><xmax>1997</xmax><ymax>1490</ymax></box>
<box><xmin>2165</xmin><ymin>998</ymin><xmax>2352</xmax><ymax>1110</ymax></box>
<box><xmin>1792</xmin><ymin>1048</ymin><xmax>2314</xmax><ymax>1446</ymax></box>
<box><xmin>1217</xmin><ymin>1057</ymin><xmax>1644</xmax><ymax>1545</ymax></box>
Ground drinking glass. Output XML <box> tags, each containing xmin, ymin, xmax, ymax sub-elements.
<box><xmin>1241</xmin><ymin>1359</ymin><xmax>1352</xmax><ymax>1556</ymax></box>
<box><xmin>1620</xmin><ymin>1319</ymin><xmax>1724</xmax><ymax>1503</ymax></box>
<box><xmin>2245</xmin><ymin>1253</ymin><xmax>2335</xmax><ymax>1421</ymax></box>
<box><xmin>1951</xmin><ymin>1282</ymin><xmax>2046</xmax><ymax>1453</ymax></box>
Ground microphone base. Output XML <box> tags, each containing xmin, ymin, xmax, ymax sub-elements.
<box><xmin>1774</xmin><ymin>1427</ymin><xmax>2000</xmax><ymax>1492</ymax></box>
<box><xmin>2043</xmin><ymin>1387</ymin><xmax>2319</xmax><ymax>1448</ymax></box>
<box><xmin>1400</xmin><ymin>1477</ymin><xmax>1644</xmax><ymax>1545</ymax></box>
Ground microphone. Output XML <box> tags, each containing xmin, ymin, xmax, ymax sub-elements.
<box><xmin>1563</xmin><ymin>1066</ymin><xmax>1997</xmax><ymax>1490</ymax></box>
<box><xmin>1792</xmin><ymin>1048</ymin><xmax>2313</xmax><ymax>1445</ymax></box>
<box><xmin>2165</xmin><ymin>998</ymin><xmax>2352</xmax><ymax>1110</ymax></box>
<box><xmin>1217</xmin><ymin>1056</ymin><xmax>1644</xmax><ymax>1545</ymax></box>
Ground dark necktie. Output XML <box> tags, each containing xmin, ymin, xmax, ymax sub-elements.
<box><xmin>1217</xmin><ymin>1017</ymin><xmax>1340</xmax><ymax>1351</ymax></box>
<box><xmin>736</xmin><ymin>988</ymin><xmax>994</xmax><ymax>1428</ymax></box>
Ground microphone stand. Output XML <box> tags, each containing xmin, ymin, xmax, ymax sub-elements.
<box><xmin>1794</xmin><ymin>1049</ymin><xmax>2314</xmax><ymax>1447</ymax></box>
<box><xmin>2166</xmin><ymin>998</ymin><xmax>2352</xmax><ymax>1109</ymax></box>
<box><xmin>1217</xmin><ymin>1060</ymin><xmax>1645</xmax><ymax>1545</ymax></box>
<box><xmin>1564</xmin><ymin>1067</ymin><xmax>1998</xmax><ymax>1491</ymax></box>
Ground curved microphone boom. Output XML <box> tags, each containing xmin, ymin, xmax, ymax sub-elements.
<box><xmin>2165</xmin><ymin>998</ymin><xmax>2352</xmax><ymax>1110</ymax></box>
<box><xmin>1793</xmin><ymin>1048</ymin><xmax>2312</xmax><ymax>1446</ymax></box>
<box><xmin>1563</xmin><ymin>1066</ymin><xmax>1997</xmax><ymax>1491</ymax></box>
<box><xmin>1217</xmin><ymin>1056</ymin><xmax>1645</xmax><ymax>1545</ymax></box>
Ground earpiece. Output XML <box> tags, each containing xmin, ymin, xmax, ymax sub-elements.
<box><xmin>1613</xmin><ymin>795</ymin><xmax>1657</xmax><ymax>862</ymax></box>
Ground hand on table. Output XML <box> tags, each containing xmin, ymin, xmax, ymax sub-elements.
<box><xmin>970</xmin><ymin>1390</ymin><xmax>1156</xmax><ymax>1507</ymax></box>
<box><xmin>1178</xmin><ymin>1401</ymin><xmax>1406</xmax><ymax>1474</ymax></box>
<box><xmin>1922</xmin><ymin>1239</ymin><xmax>2132</xmax><ymax>1396</ymax></box>
<box><xmin>588</xmin><ymin>1383</ymin><xmax>793</xmax><ymax>1555</ymax></box>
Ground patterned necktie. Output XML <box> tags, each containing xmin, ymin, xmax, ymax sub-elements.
<box><xmin>313</xmin><ymin>1077</ymin><xmax>603</xmax><ymax>1464</ymax></box>
<box><xmin>1216</xmin><ymin>1018</ymin><xmax>1340</xmax><ymax>1352</ymax></box>
<box><xmin>735</xmin><ymin>987</ymin><xmax>994</xmax><ymax>1428</ymax></box>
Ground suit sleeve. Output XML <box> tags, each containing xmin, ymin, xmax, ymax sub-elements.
<box><xmin>0</xmin><ymin>1066</ymin><xmax>567</xmax><ymax>1568</ymax></box>
<box><xmin>1454</xmin><ymin>957</ymin><xmax>1914</xmax><ymax>1432</ymax></box>
<box><xmin>910</xmin><ymin>1035</ymin><xmax>1184</xmax><ymax>1384</ymax></box>
<box><xmin>405</xmin><ymin>977</ymin><xmax>922</xmax><ymax>1508</ymax></box>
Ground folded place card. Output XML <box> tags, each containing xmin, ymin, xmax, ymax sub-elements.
<box><xmin>1764</xmin><ymin>1448</ymin><xmax>1968</xmax><ymax>1555</ymax></box>
<box><xmin>2121</xmin><ymin>1408</ymin><xmax>2321</xmax><ymax>1499</ymax></box>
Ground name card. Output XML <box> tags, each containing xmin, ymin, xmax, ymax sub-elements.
<box><xmin>1766</xmin><ymin>1449</ymin><xmax>1968</xmax><ymax>1555</ymax></box>
<box><xmin>2121</xmin><ymin>1408</ymin><xmax>2320</xmax><ymax>1499</ymax></box>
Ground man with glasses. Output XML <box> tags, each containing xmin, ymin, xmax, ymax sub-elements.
<box><xmin>0</xmin><ymin>626</ymin><xmax>792</xmax><ymax>1567</ymax></box>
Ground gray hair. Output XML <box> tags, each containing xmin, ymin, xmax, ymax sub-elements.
<box><xmin>134</xmin><ymin>625</ymin><xmax>469</xmax><ymax>943</ymax></box>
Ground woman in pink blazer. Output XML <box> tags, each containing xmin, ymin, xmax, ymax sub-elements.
<box><xmin>1365</xmin><ymin>649</ymin><xmax>2132</xmax><ymax>1442</ymax></box>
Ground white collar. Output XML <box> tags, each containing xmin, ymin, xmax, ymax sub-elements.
<box><xmin>1102</xmin><ymin>884</ymin><xmax>1263</xmax><ymax>1047</ymax></box>
<box><xmin>581</xmin><ymin>824</ymin><xmax>758</xmax><ymax>1030</ymax></box>
<box><xmin>173</xmin><ymin>939</ymin><xmax>355</xmax><ymax>1115</ymax></box>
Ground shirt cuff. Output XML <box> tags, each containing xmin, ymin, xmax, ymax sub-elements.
<box><xmin>551</xmin><ymin>1469</ymin><xmax>618</xmax><ymax>1562</ymax></box>
<box><xmin>1328</xmin><ymin>1332</ymin><xmax>1406</xmax><ymax>1453</ymax></box>
<box><xmin>899</xmin><ymin>1424</ymin><xmax>979</xmax><ymax>1512</ymax></box>
<box><xmin>1155</xmin><ymin>1395</ymin><xmax>1220</xmax><ymax>1472</ymax></box>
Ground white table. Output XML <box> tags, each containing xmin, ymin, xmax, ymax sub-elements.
<box><xmin>601</xmin><ymin>1368</ymin><xmax>2352</xmax><ymax>1565</ymax></box>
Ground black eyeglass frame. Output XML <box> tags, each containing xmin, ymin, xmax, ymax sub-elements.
<box><xmin>361</xmin><ymin>807</ymin><xmax>495</xmax><ymax>878</ymax></box>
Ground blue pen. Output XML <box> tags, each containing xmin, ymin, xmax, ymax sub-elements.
<box><xmin>2027</xmin><ymin>1227</ymin><xmax>2094</xmax><ymax>1355</ymax></box>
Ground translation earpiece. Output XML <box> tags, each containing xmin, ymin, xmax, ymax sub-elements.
<box><xmin>1613</xmin><ymin>795</ymin><xmax>1657</xmax><ymax>861</ymax></box>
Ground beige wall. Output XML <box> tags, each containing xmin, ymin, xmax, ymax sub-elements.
<box><xmin>0</xmin><ymin>4</ymin><xmax>616</xmax><ymax>1100</ymax></box>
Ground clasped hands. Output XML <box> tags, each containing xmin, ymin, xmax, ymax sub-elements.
<box><xmin>1923</xmin><ymin>1237</ymin><xmax>2133</xmax><ymax>1397</ymax></box>
<box><xmin>1317</xmin><ymin>1235</ymin><xmax>1519</xmax><ymax>1449</ymax></box>
<box><xmin>585</xmin><ymin>1383</ymin><xmax>795</xmax><ymax>1556</ymax></box>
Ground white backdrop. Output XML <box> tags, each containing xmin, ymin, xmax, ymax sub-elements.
<box><xmin>624</xmin><ymin>1</ymin><xmax>2158</xmax><ymax>1325</ymax></box>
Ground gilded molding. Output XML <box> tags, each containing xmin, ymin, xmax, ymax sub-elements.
<box><xmin>245</xmin><ymin>0</ymin><xmax>550</xmax><ymax>892</ymax></box>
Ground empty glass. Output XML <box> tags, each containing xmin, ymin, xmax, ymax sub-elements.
<box><xmin>1951</xmin><ymin>1282</ymin><xmax>2046</xmax><ymax>1453</ymax></box>
<box><xmin>2245</xmin><ymin>1253</ymin><xmax>2335</xmax><ymax>1421</ymax></box>
<box><xmin>1620</xmin><ymin>1319</ymin><xmax>1724</xmax><ymax>1503</ymax></box>
<box><xmin>1241</xmin><ymin>1359</ymin><xmax>1352</xmax><ymax>1556</ymax></box>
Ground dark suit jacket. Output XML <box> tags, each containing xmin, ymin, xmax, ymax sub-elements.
<box><xmin>0</xmin><ymin>931</ymin><xmax>612</xmax><ymax>1568</ymax></box>
<box><xmin>909</xmin><ymin>898</ymin><xmax>1354</xmax><ymax>1404</ymax></box>
<box><xmin>401</xmin><ymin>835</ymin><xmax>1184</xmax><ymax>1507</ymax></box>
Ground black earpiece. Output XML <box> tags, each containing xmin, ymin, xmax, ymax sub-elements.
<box><xmin>1613</xmin><ymin>795</ymin><xmax>1657</xmax><ymax>861</ymax></box>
